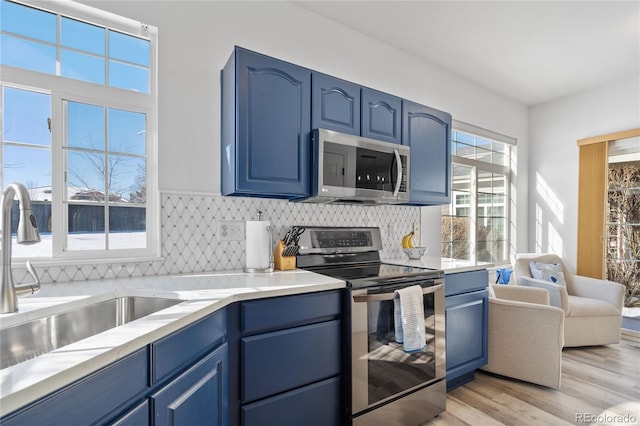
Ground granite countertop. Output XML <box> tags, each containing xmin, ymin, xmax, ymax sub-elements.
<box><xmin>0</xmin><ymin>269</ymin><xmax>345</xmax><ymax>416</ymax></box>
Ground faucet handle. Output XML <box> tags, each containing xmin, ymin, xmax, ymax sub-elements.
<box><xmin>17</xmin><ymin>261</ymin><xmax>41</xmax><ymax>295</ymax></box>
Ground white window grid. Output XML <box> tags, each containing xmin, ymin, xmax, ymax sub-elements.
<box><xmin>443</xmin><ymin>122</ymin><xmax>514</xmax><ymax>265</ymax></box>
<box><xmin>0</xmin><ymin>0</ymin><xmax>159</xmax><ymax>262</ymax></box>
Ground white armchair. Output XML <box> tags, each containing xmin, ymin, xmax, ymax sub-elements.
<box><xmin>513</xmin><ymin>253</ymin><xmax>625</xmax><ymax>347</ymax></box>
<box><xmin>482</xmin><ymin>285</ymin><xmax>564</xmax><ymax>389</ymax></box>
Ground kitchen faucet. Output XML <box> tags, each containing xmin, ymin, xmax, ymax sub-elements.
<box><xmin>0</xmin><ymin>183</ymin><xmax>41</xmax><ymax>313</ymax></box>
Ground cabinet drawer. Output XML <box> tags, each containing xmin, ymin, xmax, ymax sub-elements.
<box><xmin>241</xmin><ymin>376</ymin><xmax>341</xmax><ymax>426</ymax></box>
<box><xmin>152</xmin><ymin>308</ymin><xmax>226</xmax><ymax>384</ymax></box>
<box><xmin>240</xmin><ymin>290</ymin><xmax>342</xmax><ymax>334</ymax></box>
<box><xmin>1</xmin><ymin>348</ymin><xmax>147</xmax><ymax>426</ymax></box>
<box><xmin>445</xmin><ymin>270</ymin><xmax>488</xmax><ymax>296</ymax></box>
<box><xmin>241</xmin><ymin>320</ymin><xmax>342</xmax><ymax>403</ymax></box>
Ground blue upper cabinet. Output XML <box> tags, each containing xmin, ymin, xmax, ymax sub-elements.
<box><xmin>361</xmin><ymin>88</ymin><xmax>402</xmax><ymax>144</ymax></box>
<box><xmin>402</xmin><ymin>100</ymin><xmax>452</xmax><ymax>205</ymax></box>
<box><xmin>312</xmin><ymin>73</ymin><xmax>360</xmax><ymax>136</ymax></box>
<box><xmin>221</xmin><ymin>47</ymin><xmax>311</xmax><ymax>198</ymax></box>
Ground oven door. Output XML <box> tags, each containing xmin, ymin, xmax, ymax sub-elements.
<box><xmin>350</xmin><ymin>278</ymin><xmax>445</xmax><ymax>415</ymax></box>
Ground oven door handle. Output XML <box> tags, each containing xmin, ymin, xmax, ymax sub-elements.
<box><xmin>352</xmin><ymin>282</ymin><xmax>444</xmax><ymax>303</ymax></box>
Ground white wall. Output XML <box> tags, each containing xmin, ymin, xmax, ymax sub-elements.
<box><xmin>529</xmin><ymin>75</ymin><xmax>640</xmax><ymax>271</ymax></box>
<box><xmin>82</xmin><ymin>1</ymin><xmax>530</xmax><ymax>256</ymax></box>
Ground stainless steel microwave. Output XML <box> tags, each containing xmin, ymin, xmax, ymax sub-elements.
<box><xmin>299</xmin><ymin>128</ymin><xmax>410</xmax><ymax>204</ymax></box>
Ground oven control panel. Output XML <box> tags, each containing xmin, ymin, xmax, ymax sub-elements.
<box><xmin>314</xmin><ymin>230</ymin><xmax>371</xmax><ymax>248</ymax></box>
<box><xmin>297</xmin><ymin>226</ymin><xmax>383</xmax><ymax>254</ymax></box>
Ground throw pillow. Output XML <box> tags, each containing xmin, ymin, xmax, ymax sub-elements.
<box><xmin>529</xmin><ymin>262</ymin><xmax>566</xmax><ymax>286</ymax></box>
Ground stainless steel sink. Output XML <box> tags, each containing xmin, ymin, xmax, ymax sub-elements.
<box><xmin>1</xmin><ymin>296</ymin><xmax>182</xmax><ymax>369</ymax></box>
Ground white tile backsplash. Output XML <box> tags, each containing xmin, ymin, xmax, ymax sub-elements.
<box><xmin>17</xmin><ymin>192</ymin><xmax>419</xmax><ymax>284</ymax></box>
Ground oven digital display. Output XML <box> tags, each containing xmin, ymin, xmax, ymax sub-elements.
<box><xmin>311</xmin><ymin>230</ymin><xmax>373</xmax><ymax>248</ymax></box>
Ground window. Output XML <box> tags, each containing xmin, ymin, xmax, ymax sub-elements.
<box><xmin>1</xmin><ymin>0</ymin><xmax>157</xmax><ymax>260</ymax></box>
<box><xmin>606</xmin><ymin>137</ymin><xmax>640</xmax><ymax>307</ymax></box>
<box><xmin>441</xmin><ymin>122</ymin><xmax>514</xmax><ymax>264</ymax></box>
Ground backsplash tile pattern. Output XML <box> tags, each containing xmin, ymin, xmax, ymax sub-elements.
<box><xmin>20</xmin><ymin>192</ymin><xmax>419</xmax><ymax>284</ymax></box>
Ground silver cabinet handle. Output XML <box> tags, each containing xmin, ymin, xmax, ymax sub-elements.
<box><xmin>353</xmin><ymin>283</ymin><xmax>443</xmax><ymax>303</ymax></box>
<box><xmin>392</xmin><ymin>148</ymin><xmax>402</xmax><ymax>197</ymax></box>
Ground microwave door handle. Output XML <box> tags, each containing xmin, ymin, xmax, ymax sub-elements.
<box><xmin>393</xmin><ymin>149</ymin><xmax>402</xmax><ymax>197</ymax></box>
<box><xmin>353</xmin><ymin>283</ymin><xmax>444</xmax><ymax>303</ymax></box>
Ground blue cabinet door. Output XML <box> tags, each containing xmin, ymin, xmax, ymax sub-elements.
<box><xmin>402</xmin><ymin>100</ymin><xmax>452</xmax><ymax>205</ymax></box>
<box><xmin>152</xmin><ymin>343</ymin><xmax>228</xmax><ymax>426</ymax></box>
<box><xmin>221</xmin><ymin>47</ymin><xmax>311</xmax><ymax>198</ymax></box>
<box><xmin>445</xmin><ymin>289</ymin><xmax>488</xmax><ymax>391</ymax></box>
<box><xmin>312</xmin><ymin>73</ymin><xmax>360</xmax><ymax>135</ymax></box>
<box><xmin>361</xmin><ymin>88</ymin><xmax>401</xmax><ymax>144</ymax></box>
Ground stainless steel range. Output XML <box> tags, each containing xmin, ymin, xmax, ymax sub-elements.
<box><xmin>295</xmin><ymin>227</ymin><xmax>446</xmax><ymax>426</ymax></box>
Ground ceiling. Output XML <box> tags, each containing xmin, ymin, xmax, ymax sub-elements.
<box><xmin>293</xmin><ymin>1</ymin><xmax>640</xmax><ymax>106</ymax></box>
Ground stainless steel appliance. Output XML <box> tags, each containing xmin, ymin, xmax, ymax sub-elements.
<box><xmin>298</xmin><ymin>129</ymin><xmax>410</xmax><ymax>205</ymax></box>
<box><xmin>296</xmin><ymin>227</ymin><xmax>446</xmax><ymax>426</ymax></box>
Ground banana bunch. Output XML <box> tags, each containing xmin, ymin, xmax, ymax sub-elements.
<box><xmin>401</xmin><ymin>231</ymin><xmax>415</xmax><ymax>248</ymax></box>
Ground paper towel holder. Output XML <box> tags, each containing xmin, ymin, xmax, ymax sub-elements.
<box><xmin>243</xmin><ymin>210</ymin><xmax>274</xmax><ymax>273</ymax></box>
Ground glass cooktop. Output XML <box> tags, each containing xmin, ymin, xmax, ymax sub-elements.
<box><xmin>305</xmin><ymin>262</ymin><xmax>443</xmax><ymax>288</ymax></box>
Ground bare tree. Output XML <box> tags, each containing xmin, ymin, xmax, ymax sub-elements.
<box><xmin>607</xmin><ymin>163</ymin><xmax>640</xmax><ymax>307</ymax></box>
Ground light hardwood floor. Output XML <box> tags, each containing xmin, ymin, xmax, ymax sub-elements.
<box><xmin>424</xmin><ymin>338</ymin><xmax>640</xmax><ymax>425</ymax></box>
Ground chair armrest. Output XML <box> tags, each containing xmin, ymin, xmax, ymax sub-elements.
<box><xmin>491</xmin><ymin>284</ymin><xmax>550</xmax><ymax>305</ymax></box>
<box><xmin>519</xmin><ymin>276</ymin><xmax>569</xmax><ymax>312</ymax></box>
<box><xmin>569</xmin><ymin>275</ymin><xmax>625</xmax><ymax>311</ymax></box>
<box><xmin>488</xmin><ymin>298</ymin><xmax>565</xmax><ymax>349</ymax></box>
<box><xmin>484</xmin><ymin>297</ymin><xmax>565</xmax><ymax>388</ymax></box>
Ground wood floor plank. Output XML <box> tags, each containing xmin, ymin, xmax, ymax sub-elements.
<box><xmin>422</xmin><ymin>338</ymin><xmax>640</xmax><ymax>425</ymax></box>
<box><xmin>491</xmin><ymin>392</ymin><xmax>575</xmax><ymax>426</ymax></box>
<box><xmin>470</xmin><ymin>371</ymin><xmax>594</xmax><ymax>422</ymax></box>
<box><xmin>436</xmin><ymin>394</ymin><xmax>505</xmax><ymax>426</ymax></box>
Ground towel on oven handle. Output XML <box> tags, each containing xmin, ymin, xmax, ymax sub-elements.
<box><xmin>394</xmin><ymin>285</ymin><xmax>426</xmax><ymax>354</ymax></box>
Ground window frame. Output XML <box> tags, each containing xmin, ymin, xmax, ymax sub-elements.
<box><xmin>442</xmin><ymin>121</ymin><xmax>515</xmax><ymax>265</ymax></box>
<box><xmin>0</xmin><ymin>0</ymin><xmax>159</xmax><ymax>262</ymax></box>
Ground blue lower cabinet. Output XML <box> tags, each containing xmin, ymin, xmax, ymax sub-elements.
<box><xmin>445</xmin><ymin>271</ymin><xmax>488</xmax><ymax>391</ymax></box>
<box><xmin>0</xmin><ymin>309</ymin><xmax>229</xmax><ymax>426</ymax></box>
<box><xmin>229</xmin><ymin>290</ymin><xmax>344</xmax><ymax>425</ymax></box>
<box><xmin>152</xmin><ymin>343</ymin><xmax>228</xmax><ymax>426</ymax></box>
<box><xmin>2</xmin><ymin>292</ymin><xmax>345</xmax><ymax>426</ymax></box>
<box><xmin>0</xmin><ymin>348</ymin><xmax>148</xmax><ymax>426</ymax></box>
<box><xmin>241</xmin><ymin>377</ymin><xmax>341</xmax><ymax>426</ymax></box>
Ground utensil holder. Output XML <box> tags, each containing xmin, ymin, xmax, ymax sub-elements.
<box><xmin>274</xmin><ymin>240</ymin><xmax>296</xmax><ymax>271</ymax></box>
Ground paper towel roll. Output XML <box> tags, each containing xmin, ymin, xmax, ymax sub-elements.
<box><xmin>245</xmin><ymin>220</ymin><xmax>271</xmax><ymax>271</ymax></box>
